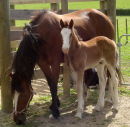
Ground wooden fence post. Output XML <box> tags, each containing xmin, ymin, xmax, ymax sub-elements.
<box><xmin>51</xmin><ymin>3</ymin><xmax>59</xmax><ymax>10</ymax></box>
<box><xmin>100</xmin><ymin>1</ymin><xmax>105</xmax><ymax>14</ymax></box>
<box><xmin>0</xmin><ymin>0</ymin><xmax>13</xmax><ymax>113</ymax></box>
<box><xmin>10</xmin><ymin>5</ymin><xmax>16</xmax><ymax>51</ymax></box>
<box><xmin>61</xmin><ymin>0</ymin><xmax>70</xmax><ymax>96</ymax></box>
<box><xmin>61</xmin><ymin>0</ymin><xmax>68</xmax><ymax>14</ymax></box>
<box><xmin>105</xmin><ymin>0</ymin><xmax>116</xmax><ymax>40</ymax></box>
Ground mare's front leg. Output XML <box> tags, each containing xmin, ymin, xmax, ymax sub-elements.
<box><xmin>94</xmin><ymin>63</ymin><xmax>106</xmax><ymax>111</ymax></box>
<box><xmin>38</xmin><ymin>62</ymin><xmax>60</xmax><ymax>118</ymax></box>
<box><xmin>75</xmin><ymin>70</ymin><xmax>84</xmax><ymax>119</ymax></box>
<box><xmin>49</xmin><ymin>61</ymin><xmax>61</xmax><ymax>118</ymax></box>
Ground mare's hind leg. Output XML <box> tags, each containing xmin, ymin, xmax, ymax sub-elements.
<box><xmin>83</xmin><ymin>83</ymin><xmax>88</xmax><ymax>105</ymax></box>
<box><xmin>107</xmin><ymin>66</ymin><xmax>119</xmax><ymax>110</ymax></box>
<box><xmin>75</xmin><ymin>71</ymin><xmax>84</xmax><ymax>119</ymax></box>
<box><xmin>83</xmin><ymin>69</ymin><xmax>92</xmax><ymax>105</ymax></box>
<box><xmin>38</xmin><ymin>62</ymin><xmax>60</xmax><ymax>118</ymax></box>
<box><xmin>94</xmin><ymin>63</ymin><xmax>106</xmax><ymax>111</ymax></box>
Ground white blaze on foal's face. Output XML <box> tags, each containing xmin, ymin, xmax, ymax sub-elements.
<box><xmin>61</xmin><ymin>28</ymin><xmax>72</xmax><ymax>53</ymax></box>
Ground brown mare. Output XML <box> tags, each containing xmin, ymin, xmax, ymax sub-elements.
<box><xmin>10</xmin><ymin>9</ymin><xmax>114</xmax><ymax>124</ymax></box>
<box><xmin>60</xmin><ymin>19</ymin><xmax>118</xmax><ymax>119</ymax></box>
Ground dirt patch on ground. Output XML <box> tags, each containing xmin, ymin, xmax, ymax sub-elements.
<box><xmin>0</xmin><ymin>78</ymin><xmax>130</xmax><ymax>127</ymax></box>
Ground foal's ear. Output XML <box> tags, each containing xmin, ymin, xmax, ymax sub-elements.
<box><xmin>60</xmin><ymin>19</ymin><xmax>64</xmax><ymax>28</ymax></box>
<box><xmin>69</xmin><ymin>19</ymin><xmax>74</xmax><ymax>29</ymax></box>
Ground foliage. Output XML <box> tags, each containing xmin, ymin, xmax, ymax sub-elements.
<box><xmin>117</xmin><ymin>9</ymin><xmax>130</xmax><ymax>16</ymax></box>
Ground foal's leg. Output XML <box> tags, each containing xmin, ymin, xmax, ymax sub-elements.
<box><xmin>75</xmin><ymin>71</ymin><xmax>84</xmax><ymax>119</ymax></box>
<box><xmin>94</xmin><ymin>64</ymin><xmax>106</xmax><ymax>111</ymax></box>
<box><xmin>105</xmin><ymin>77</ymin><xmax>113</xmax><ymax>103</ymax></box>
<box><xmin>107</xmin><ymin>66</ymin><xmax>118</xmax><ymax>110</ymax></box>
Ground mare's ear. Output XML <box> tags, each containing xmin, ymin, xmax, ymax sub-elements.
<box><xmin>69</xmin><ymin>19</ymin><xmax>74</xmax><ymax>29</ymax></box>
<box><xmin>60</xmin><ymin>19</ymin><xmax>64</xmax><ymax>28</ymax></box>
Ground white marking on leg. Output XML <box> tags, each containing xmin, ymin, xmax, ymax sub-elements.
<box><xmin>75</xmin><ymin>77</ymin><xmax>84</xmax><ymax>119</ymax></box>
<box><xmin>94</xmin><ymin>64</ymin><xmax>106</xmax><ymax>111</ymax></box>
<box><xmin>107</xmin><ymin>67</ymin><xmax>119</xmax><ymax>110</ymax></box>
<box><xmin>49</xmin><ymin>114</ymin><xmax>54</xmax><ymax>119</ymax></box>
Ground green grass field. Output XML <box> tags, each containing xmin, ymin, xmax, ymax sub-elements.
<box><xmin>15</xmin><ymin>0</ymin><xmax>130</xmax><ymax>10</ymax></box>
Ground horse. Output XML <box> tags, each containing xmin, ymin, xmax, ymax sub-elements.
<box><xmin>60</xmin><ymin>19</ymin><xmax>118</xmax><ymax>119</ymax></box>
<box><xmin>9</xmin><ymin>9</ymin><xmax>115</xmax><ymax>124</ymax></box>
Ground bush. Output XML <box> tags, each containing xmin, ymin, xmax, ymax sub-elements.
<box><xmin>116</xmin><ymin>9</ymin><xmax>130</xmax><ymax>16</ymax></box>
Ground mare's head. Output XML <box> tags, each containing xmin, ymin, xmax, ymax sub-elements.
<box><xmin>10</xmin><ymin>23</ymin><xmax>39</xmax><ymax>124</ymax></box>
<box><xmin>60</xmin><ymin>19</ymin><xmax>74</xmax><ymax>54</ymax></box>
<box><xmin>10</xmin><ymin>73</ymin><xmax>35</xmax><ymax>124</ymax></box>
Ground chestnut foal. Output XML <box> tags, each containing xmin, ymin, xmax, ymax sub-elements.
<box><xmin>60</xmin><ymin>19</ymin><xmax>118</xmax><ymax>119</ymax></box>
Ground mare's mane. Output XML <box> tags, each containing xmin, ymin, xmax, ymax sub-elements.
<box><xmin>10</xmin><ymin>10</ymin><xmax>49</xmax><ymax>95</ymax></box>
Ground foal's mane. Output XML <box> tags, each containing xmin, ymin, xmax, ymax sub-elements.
<box><xmin>10</xmin><ymin>10</ymin><xmax>49</xmax><ymax>95</ymax></box>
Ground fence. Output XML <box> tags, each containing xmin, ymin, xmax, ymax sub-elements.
<box><xmin>116</xmin><ymin>18</ymin><xmax>130</xmax><ymax>85</ymax></box>
<box><xmin>0</xmin><ymin>0</ymin><xmax>116</xmax><ymax>113</ymax></box>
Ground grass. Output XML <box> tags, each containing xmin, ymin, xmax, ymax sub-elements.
<box><xmin>119</xmin><ymin>85</ymin><xmax>130</xmax><ymax>97</ymax></box>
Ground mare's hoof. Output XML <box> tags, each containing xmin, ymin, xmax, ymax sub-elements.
<box><xmin>49</xmin><ymin>114</ymin><xmax>60</xmax><ymax>123</ymax></box>
<box><xmin>49</xmin><ymin>114</ymin><xmax>54</xmax><ymax>119</ymax></box>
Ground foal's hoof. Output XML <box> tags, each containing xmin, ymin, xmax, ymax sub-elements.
<box><xmin>75</xmin><ymin>113</ymin><xmax>82</xmax><ymax>119</ymax></box>
<box><xmin>105</xmin><ymin>98</ymin><xmax>113</xmax><ymax>104</ymax></box>
<box><xmin>111</xmin><ymin>105</ymin><xmax>118</xmax><ymax>111</ymax></box>
<box><xmin>94</xmin><ymin>105</ymin><xmax>103</xmax><ymax>111</ymax></box>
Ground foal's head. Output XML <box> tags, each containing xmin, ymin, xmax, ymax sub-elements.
<box><xmin>10</xmin><ymin>73</ymin><xmax>35</xmax><ymax>124</ymax></box>
<box><xmin>60</xmin><ymin>19</ymin><xmax>74</xmax><ymax>54</ymax></box>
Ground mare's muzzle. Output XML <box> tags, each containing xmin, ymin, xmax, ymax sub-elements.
<box><xmin>13</xmin><ymin>113</ymin><xmax>26</xmax><ymax>125</ymax></box>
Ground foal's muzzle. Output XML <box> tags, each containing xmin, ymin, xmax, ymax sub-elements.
<box><xmin>62</xmin><ymin>48</ymin><xmax>69</xmax><ymax>54</ymax></box>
